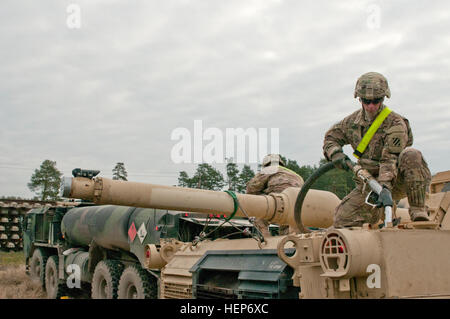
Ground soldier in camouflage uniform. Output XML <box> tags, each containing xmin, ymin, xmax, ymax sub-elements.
<box><xmin>246</xmin><ymin>154</ymin><xmax>303</xmax><ymax>236</ymax></box>
<box><xmin>323</xmin><ymin>72</ymin><xmax>431</xmax><ymax>227</ymax></box>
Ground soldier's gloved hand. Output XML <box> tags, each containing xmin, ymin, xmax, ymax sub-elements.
<box><xmin>376</xmin><ymin>186</ymin><xmax>394</xmax><ymax>208</ymax></box>
<box><xmin>330</xmin><ymin>152</ymin><xmax>350</xmax><ymax>171</ymax></box>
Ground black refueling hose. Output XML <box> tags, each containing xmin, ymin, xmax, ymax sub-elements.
<box><xmin>294</xmin><ymin>159</ymin><xmax>355</xmax><ymax>233</ymax></box>
<box><xmin>294</xmin><ymin>161</ymin><xmax>335</xmax><ymax>233</ymax></box>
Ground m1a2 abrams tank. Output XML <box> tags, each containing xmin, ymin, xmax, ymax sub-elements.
<box><xmin>430</xmin><ymin>170</ymin><xmax>450</xmax><ymax>193</ymax></box>
<box><xmin>61</xmin><ymin>164</ymin><xmax>450</xmax><ymax>299</ymax></box>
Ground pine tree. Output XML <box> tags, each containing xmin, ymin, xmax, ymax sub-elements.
<box><xmin>178</xmin><ymin>171</ymin><xmax>196</xmax><ymax>188</ymax></box>
<box><xmin>112</xmin><ymin>162</ymin><xmax>128</xmax><ymax>181</ymax></box>
<box><xmin>27</xmin><ymin>160</ymin><xmax>62</xmax><ymax>201</ymax></box>
<box><xmin>226</xmin><ymin>159</ymin><xmax>240</xmax><ymax>191</ymax></box>
<box><xmin>194</xmin><ymin>163</ymin><xmax>225</xmax><ymax>190</ymax></box>
<box><xmin>177</xmin><ymin>163</ymin><xmax>225</xmax><ymax>191</ymax></box>
<box><xmin>236</xmin><ymin>164</ymin><xmax>255</xmax><ymax>193</ymax></box>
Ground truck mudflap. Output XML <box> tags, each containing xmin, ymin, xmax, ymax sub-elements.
<box><xmin>189</xmin><ymin>248</ymin><xmax>298</xmax><ymax>299</ymax></box>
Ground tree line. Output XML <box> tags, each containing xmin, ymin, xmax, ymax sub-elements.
<box><xmin>177</xmin><ymin>156</ymin><xmax>355</xmax><ymax>199</ymax></box>
<box><xmin>19</xmin><ymin>157</ymin><xmax>355</xmax><ymax>202</ymax></box>
<box><xmin>177</xmin><ymin>161</ymin><xmax>255</xmax><ymax>193</ymax></box>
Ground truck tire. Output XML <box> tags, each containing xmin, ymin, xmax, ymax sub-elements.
<box><xmin>117</xmin><ymin>264</ymin><xmax>157</xmax><ymax>299</ymax></box>
<box><xmin>29</xmin><ymin>248</ymin><xmax>48</xmax><ymax>288</ymax></box>
<box><xmin>45</xmin><ymin>255</ymin><xmax>68</xmax><ymax>299</ymax></box>
<box><xmin>91</xmin><ymin>260</ymin><xmax>124</xmax><ymax>299</ymax></box>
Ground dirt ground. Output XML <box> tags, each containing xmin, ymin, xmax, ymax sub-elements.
<box><xmin>0</xmin><ymin>251</ymin><xmax>45</xmax><ymax>299</ymax></box>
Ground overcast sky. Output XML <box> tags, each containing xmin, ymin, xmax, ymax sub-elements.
<box><xmin>1</xmin><ymin>0</ymin><xmax>449</xmax><ymax>198</ymax></box>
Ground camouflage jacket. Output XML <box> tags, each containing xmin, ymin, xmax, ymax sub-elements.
<box><xmin>323</xmin><ymin>104</ymin><xmax>413</xmax><ymax>188</ymax></box>
<box><xmin>246</xmin><ymin>166</ymin><xmax>303</xmax><ymax>195</ymax></box>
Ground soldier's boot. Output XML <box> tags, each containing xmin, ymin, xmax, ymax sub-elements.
<box><xmin>406</xmin><ymin>179</ymin><xmax>430</xmax><ymax>222</ymax></box>
<box><xmin>409</xmin><ymin>207</ymin><xmax>429</xmax><ymax>222</ymax></box>
<box><xmin>398</xmin><ymin>148</ymin><xmax>432</xmax><ymax>222</ymax></box>
<box><xmin>405</xmin><ymin>180</ymin><xmax>428</xmax><ymax>221</ymax></box>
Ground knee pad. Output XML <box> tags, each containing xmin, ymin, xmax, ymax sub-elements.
<box><xmin>398</xmin><ymin>147</ymin><xmax>431</xmax><ymax>184</ymax></box>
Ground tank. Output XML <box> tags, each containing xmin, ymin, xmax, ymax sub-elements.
<box><xmin>61</xmin><ymin>169</ymin><xmax>450</xmax><ymax>299</ymax></box>
<box><xmin>431</xmin><ymin>170</ymin><xmax>450</xmax><ymax>193</ymax></box>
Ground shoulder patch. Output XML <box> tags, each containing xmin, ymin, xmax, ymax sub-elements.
<box><xmin>386</xmin><ymin>124</ymin><xmax>406</xmax><ymax>134</ymax></box>
<box><xmin>386</xmin><ymin>125</ymin><xmax>407</xmax><ymax>154</ymax></box>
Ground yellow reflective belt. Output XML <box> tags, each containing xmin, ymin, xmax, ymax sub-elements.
<box><xmin>353</xmin><ymin>107</ymin><xmax>392</xmax><ymax>159</ymax></box>
<box><xmin>280</xmin><ymin>166</ymin><xmax>302</xmax><ymax>179</ymax></box>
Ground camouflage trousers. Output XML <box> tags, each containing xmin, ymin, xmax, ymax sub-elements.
<box><xmin>334</xmin><ymin>147</ymin><xmax>431</xmax><ymax>227</ymax></box>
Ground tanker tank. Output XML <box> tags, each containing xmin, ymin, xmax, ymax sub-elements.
<box><xmin>61</xmin><ymin>205</ymin><xmax>136</xmax><ymax>251</ymax></box>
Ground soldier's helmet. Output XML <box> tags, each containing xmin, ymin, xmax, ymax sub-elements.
<box><xmin>262</xmin><ymin>154</ymin><xmax>286</xmax><ymax>167</ymax></box>
<box><xmin>354</xmin><ymin>72</ymin><xmax>391</xmax><ymax>99</ymax></box>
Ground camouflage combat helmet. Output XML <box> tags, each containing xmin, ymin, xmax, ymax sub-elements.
<box><xmin>354</xmin><ymin>72</ymin><xmax>391</xmax><ymax>99</ymax></box>
<box><xmin>262</xmin><ymin>154</ymin><xmax>285</xmax><ymax>167</ymax></box>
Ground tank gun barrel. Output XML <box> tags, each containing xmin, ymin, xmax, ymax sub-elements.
<box><xmin>61</xmin><ymin>174</ymin><xmax>340</xmax><ymax>230</ymax></box>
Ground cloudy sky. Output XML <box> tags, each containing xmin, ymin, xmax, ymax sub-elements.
<box><xmin>1</xmin><ymin>0</ymin><xmax>449</xmax><ymax>198</ymax></box>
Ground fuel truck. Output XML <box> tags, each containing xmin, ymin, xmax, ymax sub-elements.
<box><xmin>60</xmin><ymin>164</ymin><xmax>450</xmax><ymax>299</ymax></box>
<box><xmin>23</xmin><ymin>170</ymin><xmax>256</xmax><ymax>299</ymax></box>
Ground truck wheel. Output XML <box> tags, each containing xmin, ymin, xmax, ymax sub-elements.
<box><xmin>117</xmin><ymin>264</ymin><xmax>157</xmax><ymax>299</ymax></box>
<box><xmin>45</xmin><ymin>255</ymin><xmax>68</xmax><ymax>299</ymax></box>
<box><xmin>29</xmin><ymin>248</ymin><xmax>48</xmax><ymax>288</ymax></box>
<box><xmin>91</xmin><ymin>260</ymin><xmax>124</xmax><ymax>299</ymax></box>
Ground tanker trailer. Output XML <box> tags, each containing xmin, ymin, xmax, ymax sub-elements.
<box><xmin>24</xmin><ymin>203</ymin><xmax>162</xmax><ymax>299</ymax></box>
<box><xmin>62</xmin><ymin>163</ymin><xmax>450</xmax><ymax>299</ymax></box>
<box><xmin>59</xmin><ymin>204</ymin><xmax>254</xmax><ymax>299</ymax></box>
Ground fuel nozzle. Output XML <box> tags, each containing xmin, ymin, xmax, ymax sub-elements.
<box><xmin>351</xmin><ymin>164</ymin><xmax>394</xmax><ymax>227</ymax></box>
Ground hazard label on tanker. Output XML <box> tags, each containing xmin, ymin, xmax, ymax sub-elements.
<box><xmin>137</xmin><ymin>222</ymin><xmax>147</xmax><ymax>244</ymax></box>
<box><xmin>128</xmin><ymin>222</ymin><xmax>137</xmax><ymax>242</ymax></box>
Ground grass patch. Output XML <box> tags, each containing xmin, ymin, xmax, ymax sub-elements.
<box><xmin>0</xmin><ymin>265</ymin><xmax>45</xmax><ymax>299</ymax></box>
<box><xmin>0</xmin><ymin>251</ymin><xmax>25</xmax><ymax>266</ymax></box>
<box><xmin>0</xmin><ymin>252</ymin><xmax>45</xmax><ymax>298</ymax></box>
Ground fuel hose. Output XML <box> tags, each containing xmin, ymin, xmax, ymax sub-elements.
<box><xmin>294</xmin><ymin>159</ymin><xmax>352</xmax><ymax>233</ymax></box>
